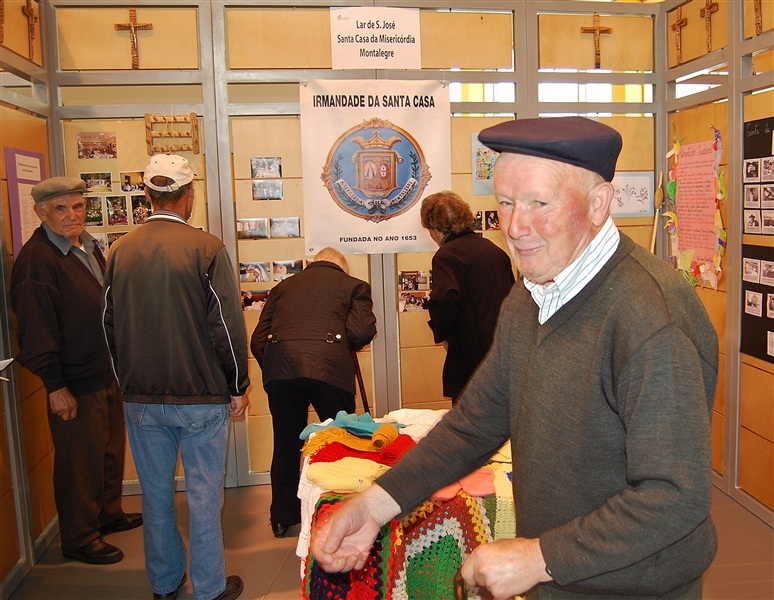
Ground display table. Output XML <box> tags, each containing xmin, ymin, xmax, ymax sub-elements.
<box><xmin>296</xmin><ymin>410</ymin><xmax>515</xmax><ymax>600</ymax></box>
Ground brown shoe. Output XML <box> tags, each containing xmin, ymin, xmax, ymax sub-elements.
<box><xmin>63</xmin><ymin>537</ymin><xmax>124</xmax><ymax>564</ymax></box>
<box><xmin>211</xmin><ymin>575</ymin><xmax>243</xmax><ymax>600</ymax></box>
<box><xmin>100</xmin><ymin>512</ymin><xmax>143</xmax><ymax>536</ymax></box>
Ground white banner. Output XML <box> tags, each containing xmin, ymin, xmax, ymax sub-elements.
<box><xmin>330</xmin><ymin>7</ymin><xmax>421</xmax><ymax>70</ymax></box>
<box><xmin>300</xmin><ymin>79</ymin><xmax>451</xmax><ymax>255</ymax></box>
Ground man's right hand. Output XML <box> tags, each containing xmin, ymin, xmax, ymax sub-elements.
<box><xmin>49</xmin><ymin>387</ymin><xmax>77</xmax><ymax>421</ymax></box>
<box><xmin>230</xmin><ymin>394</ymin><xmax>249</xmax><ymax>417</ymax></box>
<box><xmin>311</xmin><ymin>484</ymin><xmax>401</xmax><ymax>573</ymax></box>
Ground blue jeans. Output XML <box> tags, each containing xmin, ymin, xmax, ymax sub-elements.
<box><xmin>125</xmin><ymin>403</ymin><xmax>229</xmax><ymax>600</ymax></box>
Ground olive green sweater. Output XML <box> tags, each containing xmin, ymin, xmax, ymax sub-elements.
<box><xmin>377</xmin><ymin>234</ymin><xmax>718</xmax><ymax>598</ymax></box>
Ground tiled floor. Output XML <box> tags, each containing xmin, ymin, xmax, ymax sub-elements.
<box><xmin>8</xmin><ymin>485</ymin><xmax>774</xmax><ymax>599</ymax></box>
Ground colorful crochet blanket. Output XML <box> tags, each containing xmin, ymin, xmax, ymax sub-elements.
<box><xmin>302</xmin><ymin>491</ymin><xmax>494</xmax><ymax>600</ymax></box>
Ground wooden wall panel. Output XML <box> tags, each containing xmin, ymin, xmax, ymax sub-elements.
<box><xmin>739</xmin><ymin>427</ymin><xmax>774</xmax><ymax>510</ymax></box>
<box><xmin>420</xmin><ymin>11</ymin><xmax>513</xmax><ymax>70</ymax></box>
<box><xmin>26</xmin><ymin>452</ymin><xmax>55</xmax><ymax>539</ymax></box>
<box><xmin>539</xmin><ymin>14</ymin><xmax>653</xmax><ymax>72</ymax></box>
<box><xmin>743</xmin><ymin>0</ymin><xmax>774</xmax><ymax>39</ymax></box>
<box><xmin>226</xmin><ymin>8</ymin><xmax>331</xmax><ymax>69</ymax></box>
<box><xmin>745</xmin><ymin>89</ymin><xmax>774</xmax><ymax>121</ymax></box>
<box><xmin>0</xmin><ymin>489</ymin><xmax>21</xmax><ymax>580</ymax></box>
<box><xmin>667</xmin><ymin>0</ymin><xmax>728</xmax><ymax>68</ymax></box>
<box><xmin>740</xmin><ymin>361</ymin><xmax>774</xmax><ymax>443</ymax></box>
<box><xmin>57</xmin><ymin>8</ymin><xmax>198</xmax><ymax>70</ymax></box>
<box><xmin>1</xmin><ymin>0</ymin><xmax>42</xmax><ymax>66</ymax></box>
<box><xmin>712</xmin><ymin>352</ymin><xmax>725</xmax><ymax>474</ymax></box>
<box><xmin>400</xmin><ymin>346</ymin><xmax>449</xmax><ymax>409</ymax></box>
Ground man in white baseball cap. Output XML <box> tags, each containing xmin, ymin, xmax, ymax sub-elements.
<box><xmin>104</xmin><ymin>154</ymin><xmax>249</xmax><ymax>600</ymax></box>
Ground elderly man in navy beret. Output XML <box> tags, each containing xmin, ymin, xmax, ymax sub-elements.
<box><xmin>10</xmin><ymin>176</ymin><xmax>142</xmax><ymax>565</ymax></box>
<box><xmin>311</xmin><ymin>117</ymin><xmax>719</xmax><ymax>599</ymax></box>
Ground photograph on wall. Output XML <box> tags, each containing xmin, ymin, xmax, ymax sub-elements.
<box><xmin>398</xmin><ymin>270</ymin><xmax>430</xmax><ymax>291</ymax></box>
<box><xmin>252</xmin><ymin>179</ymin><xmax>284</xmax><ymax>201</ymax></box>
<box><xmin>745</xmin><ymin>210</ymin><xmax>762</xmax><ymax>234</ymax></box>
<box><xmin>239</xmin><ymin>262</ymin><xmax>271</xmax><ymax>283</ymax></box>
<box><xmin>120</xmin><ymin>170</ymin><xmax>145</xmax><ymax>192</ymax></box>
<box><xmin>270</xmin><ymin>217</ymin><xmax>300</xmax><ymax>238</ymax></box>
<box><xmin>131</xmin><ymin>195</ymin><xmax>152</xmax><ymax>225</ymax></box>
<box><xmin>472</xmin><ymin>133</ymin><xmax>497</xmax><ymax>196</ymax></box>
<box><xmin>743</xmin><ymin>258</ymin><xmax>760</xmax><ymax>283</ymax></box>
<box><xmin>611</xmin><ymin>172</ymin><xmax>654</xmax><ymax>217</ymax></box>
<box><xmin>85</xmin><ymin>196</ymin><xmax>104</xmax><ymax>226</ymax></box>
<box><xmin>744</xmin><ymin>185</ymin><xmax>761</xmax><ymax>209</ymax></box>
<box><xmin>250</xmin><ymin>157</ymin><xmax>282</xmax><ymax>179</ymax></box>
<box><xmin>743</xmin><ymin>158</ymin><xmax>761</xmax><ymax>182</ymax></box>
<box><xmin>236</xmin><ymin>218</ymin><xmax>269</xmax><ymax>240</ymax></box>
<box><xmin>107</xmin><ymin>232</ymin><xmax>127</xmax><ymax>247</ymax></box>
<box><xmin>399</xmin><ymin>291</ymin><xmax>429</xmax><ymax>312</ymax></box>
<box><xmin>273</xmin><ymin>260</ymin><xmax>304</xmax><ymax>281</ymax></box>
<box><xmin>472</xmin><ymin>211</ymin><xmax>483</xmax><ymax>232</ymax></box>
<box><xmin>763</xmin><ymin>210</ymin><xmax>774</xmax><ymax>235</ymax></box>
<box><xmin>768</xmin><ymin>293</ymin><xmax>774</xmax><ymax>319</ymax></box>
<box><xmin>81</xmin><ymin>172</ymin><xmax>113</xmax><ymax>192</ymax></box>
<box><xmin>77</xmin><ymin>132</ymin><xmax>117</xmax><ymax>159</ymax></box>
<box><xmin>241</xmin><ymin>290</ymin><xmax>269</xmax><ymax>312</ymax></box>
<box><xmin>762</xmin><ymin>260</ymin><xmax>774</xmax><ymax>287</ymax></box>
<box><xmin>107</xmin><ymin>195</ymin><xmax>129</xmax><ymax>226</ymax></box>
<box><xmin>485</xmin><ymin>210</ymin><xmax>500</xmax><ymax>231</ymax></box>
<box><xmin>762</xmin><ymin>157</ymin><xmax>774</xmax><ymax>182</ymax></box>
<box><xmin>762</xmin><ymin>184</ymin><xmax>774</xmax><ymax>208</ymax></box>
<box><xmin>745</xmin><ymin>290</ymin><xmax>763</xmax><ymax>317</ymax></box>
<box><xmin>92</xmin><ymin>232</ymin><xmax>107</xmax><ymax>254</ymax></box>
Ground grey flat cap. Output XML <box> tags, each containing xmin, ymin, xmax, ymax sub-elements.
<box><xmin>31</xmin><ymin>177</ymin><xmax>88</xmax><ymax>203</ymax></box>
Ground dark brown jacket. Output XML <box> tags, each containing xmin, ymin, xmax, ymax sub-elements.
<box><xmin>251</xmin><ymin>261</ymin><xmax>376</xmax><ymax>394</ymax></box>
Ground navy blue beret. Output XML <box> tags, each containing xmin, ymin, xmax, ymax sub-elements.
<box><xmin>478</xmin><ymin>116</ymin><xmax>622</xmax><ymax>182</ymax></box>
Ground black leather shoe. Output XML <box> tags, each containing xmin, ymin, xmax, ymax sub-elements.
<box><xmin>63</xmin><ymin>537</ymin><xmax>124</xmax><ymax>564</ymax></box>
<box><xmin>153</xmin><ymin>573</ymin><xmax>187</xmax><ymax>600</ymax></box>
<box><xmin>212</xmin><ymin>575</ymin><xmax>243</xmax><ymax>600</ymax></box>
<box><xmin>100</xmin><ymin>512</ymin><xmax>143</xmax><ymax>536</ymax></box>
<box><xmin>270</xmin><ymin>521</ymin><xmax>289</xmax><ymax>538</ymax></box>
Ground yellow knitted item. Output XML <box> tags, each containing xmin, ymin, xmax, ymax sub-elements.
<box><xmin>306</xmin><ymin>457</ymin><xmax>390</xmax><ymax>492</ymax></box>
<box><xmin>372</xmin><ymin>423</ymin><xmax>400</xmax><ymax>449</ymax></box>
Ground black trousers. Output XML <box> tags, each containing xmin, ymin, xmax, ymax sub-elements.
<box><xmin>266</xmin><ymin>378</ymin><xmax>355</xmax><ymax>524</ymax></box>
<box><xmin>48</xmin><ymin>380</ymin><xmax>126</xmax><ymax>552</ymax></box>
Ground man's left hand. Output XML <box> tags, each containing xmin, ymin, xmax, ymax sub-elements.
<box><xmin>460</xmin><ymin>537</ymin><xmax>552</xmax><ymax>600</ymax></box>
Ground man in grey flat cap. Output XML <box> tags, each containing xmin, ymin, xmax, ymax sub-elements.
<box><xmin>10</xmin><ymin>176</ymin><xmax>142</xmax><ymax>565</ymax></box>
<box><xmin>311</xmin><ymin>117</ymin><xmax>718</xmax><ymax>599</ymax></box>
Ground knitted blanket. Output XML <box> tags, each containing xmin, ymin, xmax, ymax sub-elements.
<box><xmin>302</xmin><ymin>491</ymin><xmax>494</xmax><ymax>600</ymax></box>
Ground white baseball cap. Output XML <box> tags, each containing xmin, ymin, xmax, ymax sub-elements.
<box><xmin>143</xmin><ymin>154</ymin><xmax>195</xmax><ymax>192</ymax></box>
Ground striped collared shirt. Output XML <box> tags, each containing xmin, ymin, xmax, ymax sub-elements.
<box><xmin>524</xmin><ymin>217</ymin><xmax>620</xmax><ymax>324</ymax></box>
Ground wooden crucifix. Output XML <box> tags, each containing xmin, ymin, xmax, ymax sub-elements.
<box><xmin>0</xmin><ymin>0</ymin><xmax>5</xmax><ymax>45</ymax></box>
<box><xmin>754</xmin><ymin>0</ymin><xmax>763</xmax><ymax>36</ymax></box>
<box><xmin>699</xmin><ymin>0</ymin><xmax>719</xmax><ymax>53</ymax></box>
<box><xmin>671</xmin><ymin>6</ymin><xmax>688</xmax><ymax>65</ymax></box>
<box><xmin>21</xmin><ymin>0</ymin><xmax>37</xmax><ymax>62</ymax></box>
<box><xmin>581</xmin><ymin>12</ymin><xmax>612</xmax><ymax>70</ymax></box>
<box><xmin>114</xmin><ymin>7</ymin><xmax>153</xmax><ymax>69</ymax></box>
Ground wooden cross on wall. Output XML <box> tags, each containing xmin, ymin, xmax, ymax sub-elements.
<box><xmin>114</xmin><ymin>7</ymin><xmax>153</xmax><ymax>69</ymax></box>
<box><xmin>21</xmin><ymin>0</ymin><xmax>38</xmax><ymax>62</ymax></box>
<box><xmin>671</xmin><ymin>6</ymin><xmax>688</xmax><ymax>65</ymax></box>
<box><xmin>580</xmin><ymin>13</ymin><xmax>612</xmax><ymax>70</ymax></box>
<box><xmin>700</xmin><ymin>0</ymin><xmax>719</xmax><ymax>53</ymax></box>
<box><xmin>754</xmin><ymin>0</ymin><xmax>763</xmax><ymax>36</ymax></box>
